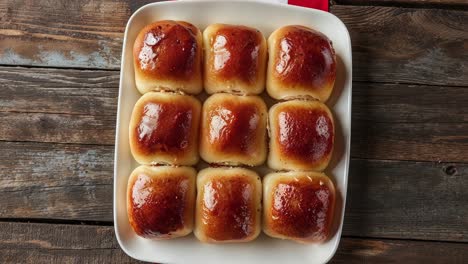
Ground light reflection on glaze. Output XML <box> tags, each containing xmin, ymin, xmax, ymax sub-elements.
<box><xmin>275</xmin><ymin>38</ymin><xmax>292</xmax><ymax>74</ymax></box>
<box><xmin>208</xmin><ymin>108</ymin><xmax>233</xmax><ymax>144</ymax></box>
<box><xmin>139</xmin><ymin>32</ymin><xmax>163</xmax><ymax>70</ymax></box>
<box><xmin>213</xmin><ymin>35</ymin><xmax>230</xmax><ymax>71</ymax></box>
<box><xmin>138</xmin><ymin>103</ymin><xmax>163</xmax><ymax>142</ymax></box>
<box><xmin>132</xmin><ymin>174</ymin><xmax>152</xmax><ymax>208</ymax></box>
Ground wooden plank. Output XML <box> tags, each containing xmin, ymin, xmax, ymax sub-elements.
<box><xmin>330</xmin><ymin>5</ymin><xmax>467</xmax><ymax>86</ymax></box>
<box><xmin>2</xmin><ymin>66</ymin><xmax>467</xmax><ymax>122</ymax></box>
<box><xmin>343</xmin><ymin>158</ymin><xmax>468</xmax><ymax>242</ymax></box>
<box><xmin>0</xmin><ymin>222</ymin><xmax>467</xmax><ymax>263</ymax></box>
<box><xmin>0</xmin><ymin>222</ymin><xmax>135</xmax><ymax>264</ymax></box>
<box><xmin>352</xmin><ymin>82</ymin><xmax>468</xmax><ymax>123</ymax></box>
<box><xmin>1</xmin><ymin>141</ymin><xmax>467</xmax><ymax>241</ymax></box>
<box><xmin>0</xmin><ymin>141</ymin><xmax>113</xmax><ymax>222</ymax></box>
<box><xmin>0</xmin><ymin>0</ymin><xmax>155</xmax><ymax>69</ymax></box>
<box><xmin>1</xmin><ymin>66</ymin><xmax>468</xmax><ymax>161</ymax></box>
<box><xmin>335</xmin><ymin>0</ymin><xmax>468</xmax><ymax>6</ymax></box>
<box><xmin>351</xmin><ymin>121</ymin><xmax>468</xmax><ymax>162</ymax></box>
<box><xmin>0</xmin><ymin>67</ymin><xmax>118</xmax><ymax>115</ymax></box>
<box><xmin>0</xmin><ymin>111</ymin><xmax>116</xmax><ymax>145</ymax></box>
<box><xmin>1</xmin><ymin>104</ymin><xmax>467</xmax><ymax>162</ymax></box>
<box><xmin>1</xmin><ymin>2</ymin><xmax>467</xmax><ymax>86</ymax></box>
<box><xmin>333</xmin><ymin>237</ymin><xmax>468</xmax><ymax>263</ymax></box>
<box><xmin>1</xmin><ymin>1</ymin><xmax>110</xmax><ymax>70</ymax></box>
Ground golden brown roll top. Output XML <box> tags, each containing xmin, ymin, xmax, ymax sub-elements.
<box><xmin>133</xmin><ymin>20</ymin><xmax>203</xmax><ymax>95</ymax></box>
<box><xmin>195</xmin><ymin>167</ymin><xmax>262</xmax><ymax>243</ymax></box>
<box><xmin>127</xmin><ymin>165</ymin><xmax>196</xmax><ymax>239</ymax></box>
<box><xmin>267</xmin><ymin>25</ymin><xmax>336</xmax><ymax>102</ymax></box>
<box><xmin>200</xmin><ymin>94</ymin><xmax>267</xmax><ymax>166</ymax></box>
<box><xmin>268</xmin><ymin>100</ymin><xmax>334</xmax><ymax>171</ymax></box>
<box><xmin>263</xmin><ymin>171</ymin><xmax>335</xmax><ymax>243</ymax></box>
<box><xmin>203</xmin><ymin>24</ymin><xmax>267</xmax><ymax>95</ymax></box>
<box><xmin>129</xmin><ymin>92</ymin><xmax>201</xmax><ymax>166</ymax></box>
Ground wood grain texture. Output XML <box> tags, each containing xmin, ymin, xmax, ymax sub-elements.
<box><xmin>0</xmin><ymin>67</ymin><xmax>118</xmax><ymax>115</ymax></box>
<box><xmin>1</xmin><ymin>141</ymin><xmax>467</xmax><ymax>241</ymax></box>
<box><xmin>331</xmin><ymin>5</ymin><xmax>468</xmax><ymax>86</ymax></box>
<box><xmin>2</xmin><ymin>67</ymin><xmax>467</xmax><ymax>161</ymax></box>
<box><xmin>1</xmin><ymin>2</ymin><xmax>467</xmax><ymax>86</ymax></box>
<box><xmin>0</xmin><ymin>111</ymin><xmax>116</xmax><ymax>145</ymax></box>
<box><xmin>333</xmin><ymin>237</ymin><xmax>468</xmax><ymax>264</ymax></box>
<box><xmin>0</xmin><ymin>141</ymin><xmax>113</xmax><ymax>221</ymax></box>
<box><xmin>0</xmin><ymin>0</ymin><xmax>156</xmax><ymax>69</ymax></box>
<box><xmin>3</xmin><ymin>66</ymin><xmax>467</xmax><ymax>122</ymax></box>
<box><xmin>0</xmin><ymin>222</ymin><xmax>134</xmax><ymax>264</ymax></box>
<box><xmin>0</xmin><ymin>222</ymin><xmax>467</xmax><ymax>264</ymax></box>
<box><xmin>352</xmin><ymin>122</ymin><xmax>468</xmax><ymax>162</ymax></box>
<box><xmin>343</xmin><ymin>158</ymin><xmax>468</xmax><ymax>242</ymax></box>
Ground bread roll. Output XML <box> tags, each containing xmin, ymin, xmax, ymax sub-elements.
<box><xmin>203</xmin><ymin>24</ymin><xmax>267</xmax><ymax>95</ymax></box>
<box><xmin>195</xmin><ymin>167</ymin><xmax>262</xmax><ymax>243</ymax></box>
<box><xmin>266</xmin><ymin>25</ymin><xmax>336</xmax><ymax>102</ymax></box>
<box><xmin>133</xmin><ymin>20</ymin><xmax>203</xmax><ymax>95</ymax></box>
<box><xmin>263</xmin><ymin>171</ymin><xmax>335</xmax><ymax>243</ymax></box>
<box><xmin>199</xmin><ymin>94</ymin><xmax>267</xmax><ymax>166</ymax></box>
<box><xmin>129</xmin><ymin>92</ymin><xmax>201</xmax><ymax>166</ymax></box>
<box><xmin>127</xmin><ymin>165</ymin><xmax>196</xmax><ymax>239</ymax></box>
<box><xmin>268</xmin><ymin>100</ymin><xmax>334</xmax><ymax>171</ymax></box>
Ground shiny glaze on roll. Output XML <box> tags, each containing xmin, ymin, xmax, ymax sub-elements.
<box><xmin>135</xmin><ymin>101</ymin><xmax>194</xmax><ymax>155</ymax></box>
<box><xmin>276</xmin><ymin>105</ymin><xmax>334</xmax><ymax>164</ymax></box>
<box><xmin>209</xmin><ymin>25</ymin><xmax>263</xmax><ymax>83</ymax></box>
<box><xmin>200</xmin><ymin>176</ymin><xmax>257</xmax><ymax>241</ymax></box>
<box><xmin>128</xmin><ymin>169</ymin><xmax>191</xmax><ymax>238</ymax></box>
<box><xmin>207</xmin><ymin>101</ymin><xmax>260</xmax><ymax>155</ymax></box>
<box><xmin>273</xmin><ymin>25</ymin><xmax>336</xmax><ymax>90</ymax></box>
<box><xmin>269</xmin><ymin>174</ymin><xmax>335</xmax><ymax>241</ymax></box>
<box><xmin>133</xmin><ymin>20</ymin><xmax>198</xmax><ymax>79</ymax></box>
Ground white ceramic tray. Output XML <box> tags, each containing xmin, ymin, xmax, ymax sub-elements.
<box><xmin>114</xmin><ymin>1</ymin><xmax>352</xmax><ymax>263</ymax></box>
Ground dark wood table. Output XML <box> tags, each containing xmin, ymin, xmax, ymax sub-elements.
<box><xmin>1</xmin><ymin>0</ymin><xmax>467</xmax><ymax>263</ymax></box>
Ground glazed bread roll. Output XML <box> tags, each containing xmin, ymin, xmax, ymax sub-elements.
<box><xmin>203</xmin><ymin>24</ymin><xmax>267</xmax><ymax>95</ymax></box>
<box><xmin>266</xmin><ymin>25</ymin><xmax>336</xmax><ymax>102</ymax></box>
<box><xmin>195</xmin><ymin>167</ymin><xmax>262</xmax><ymax>243</ymax></box>
<box><xmin>199</xmin><ymin>94</ymin><xmax>267</xmax><ymax>166</ymax></box>
<box><xmin>268</xmin><ymin>100</ymin><xmax>334</xmax><ymax>171</ymax></box>
<box><xmin>129</xmin><ymin>92</ymin><xmax>201</xmax><ymax>166</ymax></box>
<box><xmin>127</xmin><ymin>165</ymin><xmax>196</xmax><ymax>239</ymax></box>
<box><xmin>133</xmin><ymin>20</ymin><xmax>203</xmax><ymax>95</ymax></box>
<box><xmin>263</xmin><ymin>171</ymin><xmax>336</xmax><ymax>243</ymax></box>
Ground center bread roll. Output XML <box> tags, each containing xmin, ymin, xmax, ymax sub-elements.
<box><xmin>203</xmin><ymin>24</ymin><xmax>267</xmax><ymax>95</ymax></box>
<box><xmin>199</xmin><ymin>93</ymin><xmax>267</xmax><ymax>166</ymax></box>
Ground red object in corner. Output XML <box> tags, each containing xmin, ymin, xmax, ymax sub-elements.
<box><xmin>288</xmin><ymin>0</ymin><xmax>328</xmax><ymax>11</ymax></box>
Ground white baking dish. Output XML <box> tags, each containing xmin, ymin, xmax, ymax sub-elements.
<box><xmin>114</xmin><ymin>1</ymin><xmax>352</xmax><ymax>263</ymax></box>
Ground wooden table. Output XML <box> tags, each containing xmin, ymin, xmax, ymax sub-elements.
<box><xmin>1</xmin><ymin>0</ymin><xmax>467</xmax><ymax>262</ymax></box>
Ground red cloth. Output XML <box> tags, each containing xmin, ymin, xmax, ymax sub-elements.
<box><xmin>288</xmin><ymin>0</ymin><xmax>328</xmax><ymax>11</ymax></box>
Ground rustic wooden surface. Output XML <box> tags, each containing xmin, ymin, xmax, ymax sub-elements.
<box><xmin>0</xmin><ymin>0</ymin><xmax>467</xmax><ymax>263</ymax></box>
